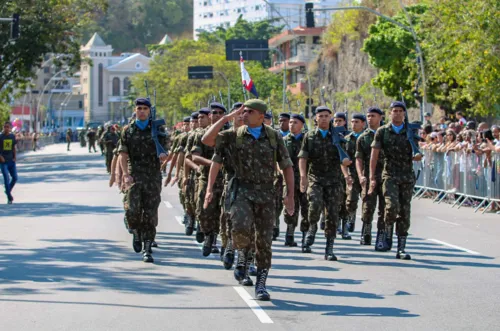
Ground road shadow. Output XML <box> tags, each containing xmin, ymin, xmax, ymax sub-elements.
<box><xmin>2</xmin><ymin>202</ymin><xmax>123</xmax><ymax>218</ymax></box>
<box><xmin>269</xmin><ymin>285</ymin><xmax>384</xmax><ymax>300</ymax></box>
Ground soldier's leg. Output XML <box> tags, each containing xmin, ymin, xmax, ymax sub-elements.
<box><xmin>382</xmin><ymin>178</ymin><xmax>399</xmax><ymax>251</ymax></box>
<box><xmin>361</xmin><ymin>181</ymin><xmax>376</xmax><ymax>246</ymax></box>
<box><xmin>141</xmin><ymin>179</ymin><xmax>161</xmax><ymax>263</ymax></box>
<box><xmin>395</xmin><ymin>181</ymin><xmax>413</xmax><ymax>260</ymax></box>
<box><xmin>346</xmin><ymin>180</ymin><xmax>361</xmax><ymax>232</ymax></box>
<box><xmin>124</xmin><ymin>183</ymin><xmax>144</xmax><ymax>254</ymax></box>
<box><xmin>253</xmin><ymin>200</ymin><xmax>275</xmax><ymax>301</ymax></box>
<box><xmin>230</xmin><ymin>195</ymin><xmax>254</xmax><ymax>283</ymax></box>
<box><xmin>197</xmin><ymin>181</ymin><xmax>222</xmax><ymax>256</ymax></box>
<box><xmin>323</xmin><ymin>184</ymin><xmax>342</xmax><ymax>261</ymax></box>
<box><xmin>283</xmin><ymin>184</ymin><xmax>299</xmax><ymax>247</ymax></box>
<box><xmin>305</xmin><ymin>181</ymin><xmax>323</xmax><ymax>248</ymax></box>
<box><xmin>298</xmin><ymin>190</ymin><xmax>309</xmax><ymax>233</ymax></box>
<box><xmin>273</xmin><ymin>179</ymin><xmax>284</xmax><ymax>240</ymax></box>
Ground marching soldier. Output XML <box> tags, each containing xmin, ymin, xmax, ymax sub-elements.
<box><xmin>344</xmin><ymin>113</ymin><xmax>366</xmax><ymax>232</ymax></box>
<box><xmin>97</xmin><ymin>126</ymin><xmax>105</xmax><ymax>155</ymax></box>
<box><xmin>66</xmin><ymin>128</ymin><xmax>72</xmax><ymax>151</ymax></box>
<box><xmin>283</xmin><ymin>114</ymin><xmax>309</xmax><ymax>250</ymax></box>
<box><xmin>87</xmin><ymin>128</ymin><xmax>97</xmax><ymax>153</ymax></box>
<box><xmin>369</xmin><ymin>101</ymin><xmax>422</xmax><ymax>259</ymax></box>
<box><xmin>299</xmin><ymin>106</ymin><xmax>351</xmax><ymax>260</ymax></box>
<box><xmin>355</xmin><ymin>107</ymin><xmax>386</xmax><ymax>248</ymax></box>
<box><xmin>204</xmin><ymin>99</ymin><xmax>294</xmax><ymax>301</ymax></box>
<box><xmin>102</xmin><ymin>125</ymin><xmax>119</xmax><ymax>174</ymax></box>
<box><xmin>118</xmin><ymin>98</ymin><xmax>168</xmax><ymax>263</ymax></box>
<box><xmin>191</xmin><ymin>103</ymin><xmax>226</xmax><ymax>256</ymax></box>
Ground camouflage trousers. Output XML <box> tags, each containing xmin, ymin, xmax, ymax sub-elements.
<box><xmin>274</xmin><ymin>175</ymin><xmax>284</xmax><ymax>229</ymax></box>
<box><xmin>105</xmin><ymin>152</ymin><xmax>113</xmax><ymax>173</ymax></box>
<box><xmin>123</xmin><ymin>177</ymin><xmax>162</xmax><ymax>241</ymax></box>
<box><xmin>339</xmin><ymin>179</ymin><xmax>349</xmax><ymax>220</ymax></box>
<box><xmin>184</xmin><ymin>174</ymin><xmax>198</xmax><ymax>219</ymax></box>
<box><xmin>196</xmin><ymin>179</ymin><xmax>223</xmax><ymax>235</ymax></box>
<box><xmin>230</xmin><ymin>192</ymin><xmax>275</xmax><ymax>269</ymax></box>
<box><xmin>284</xmin><ymin>183</ymin><xmax>309</xmax><ymax>232</ymax></box>
<box><xmin>220</xmin><ymin>184</ymin><xmax>231</xmax><ymax>247</ymax></box>
<box><xmin>88</xmin><ymin>140</ymin><xmax>96</xmax><ymax>152</ymax></box>
<box><xmin>382</xmin><ymin>177</ymin><xmax>414</xmax><ymax>236</ymax></box>
<box><xmin>307</xmin><ymin>181</ymin><xmax>344</xmax><ymax>238</ymax></box>
<box><xmin>346</xmin><ymin>178</ymin><xmax>361</xmax><ymax>215</ymax></box>
<box><xmin>177</xmin><ymin>176</ymin><xmax>185</xmax><ymax>210</ymax></box>
<box><xmin>361</xmin><ymin>179</ymin><xmax>385</xmax><ymax>230</ymax></box>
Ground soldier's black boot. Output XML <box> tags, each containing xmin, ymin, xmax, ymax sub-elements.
<box><xmin>386</xmin><ymin>225</ymin><xmax>394</xmax><ymax>251</ymax></box>
<box><xmin>247</xmin><ymin>251</ymin><xmax>257</xmax><ymax>276</ymax></box>
<box><xmin>131</xmin><ymin>230</ymin><xmax>142</xmax><ymax>253</ymax></box>
<box><xmin>375</xmin><ymin>229</ymin><xmax>389</xmax><ymax>252</ymax></box>
<box><xmin>234</xmin><ymin>249</ymin><xmax>248</xmax><ymax>282</ymax></box>
<box><xmin>348</xmin><ymin>213</ymin><xmax>356</xmax><ymax>232</ymax></box>
<box><xmin>284</xmin><ymin>224</ymin><xmax>297</xmax><ymax>247</ymax></box>
<box><xmin>202</xmin><ymin>232</ymin><xmax>214</xmax><ymax>257</ymax></box>
<box><xmin>255</xmin><ymin>268</ymin><xmax>271</xmax><ymax>301</ymax></box>
<box><xmin>223</xmin><ymin>239</ymin><xmax>235</xmax><ymax>270</ymax></box>
<box><xmin>220</xmin><ymin>247</ymin><xmax>225</xmax><ymax>262</ymax></box>
<box><xmin>151</xmin><ymin>241</ymin><xmax>158</xmax><ymax>248</ymax></box>
<box><xmin>211</xmin><ymin>233</ymin><xmax>219</xmax><ymax>254</ymax></box>
<box><xmin>195</xmin><ymin>222</ymin><xmax>204</xmax><ymax>243</ymax></box>
<box><xmin>341</xmin><ymin>219</ymin><xmax>352</xmax><ymax>240</ymax></box>
<box><xmin>185</xmin><ymin>215</ymin><xmax>194</xmax><ymax>236</ymax></box>
<box><xmin>324</xmin><ymin>237</ymin><xmax>338</xmax><ymax>261</ymax></box>
<box><xmin>241</xmin><ymin>255</ymin><xmax>254</xmax><ymax>286</ymax></box>
<box><xmin>306</xmin><ymin>223</ymin><xmax>318</xmax><ymax>246</ymax></box>
<box><xmin>142</xmin><ymin>240</ymin><xmax>154</xmax><ymax>263</ymax></box>
<box><xmin>182</xmin><ymin>213</ymin><xmax>188</xmax><ymax>225</ymax></box>
<box><xmin>272</xmin><ymin>225</ymin><xmax>279</xmax><ymax>241</ymax></box>
<box><xmin>320</xmin><ymin>214</ymin><xmax>325</xmax><ymax>230</ymax></box>
<box><xmin>360</xmin><ymin>223</ymin><xmax>372</xmax><ymax>245</ymax></box>
<box><xmin>301</xmin><ymin>232</ymin><xmax>312</xmax><ymax>253</ymax></box>
<box><xmin>396</xmin><ymin>236</ymin><xmax>411</xmax><ymax>260</ymax></box>
<box><xmin>337</xmin><ymin>221</ymin><xmax>342</xmax><ymax>235</ymax></box>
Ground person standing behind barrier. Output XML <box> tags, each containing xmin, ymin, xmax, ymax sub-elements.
<box><xmin>0</xmin><ymin>122</ymin><xmax>18</xmax><ymax>204</ymax></box>
<box><xmin>66</xmin><ymin>128</ymin><xmax>72</xmax><ymax>151</ymax></box>
<box><xmin>355</xmin><ymin>107</ymin><xmax>385</xmax><ymax>249</ymax></box>
<box><xmin>369</xmin><ymin>101</ymin><xmax>422</xmax><ymax>259</ymax></box>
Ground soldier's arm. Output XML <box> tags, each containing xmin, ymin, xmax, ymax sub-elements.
<box><xmin>192</xmin><ymin>134</ymin><xmax>213</xmax><ymax>167</ymax></box>
<box><xmin>201</xmin><ymin>117</ymin><xmax>229</xmax><ymax>147</ymax></box>
<box><xmin>370</xmin><ymin>129</ymin><xmax>383</xmax><ymax>182</ymax></box>
<box><xmin>355</xmin><ymin>138</ymin><xmax>365</xmax><ymax>180</ymax></box>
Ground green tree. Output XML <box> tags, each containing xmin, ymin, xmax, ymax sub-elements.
<box><xmin>0</xmin><ymin>102</ymin><xmax>10</xmax><ymax>124</ymax></box>
<box><xmin>0</xmin><ymin>0</ymin><xmax>107</xmax><ymax>101</ymax></box>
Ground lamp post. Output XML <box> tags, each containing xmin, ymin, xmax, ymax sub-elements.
<box><xmin>313</xmin><ymin>5</ymin><xmax>427</xmax><ymax>122</ymax></box>
<box><xmin>36</xmin><ymin>68</ymin><xmax>68</xmax><ymax>132</ymax></box>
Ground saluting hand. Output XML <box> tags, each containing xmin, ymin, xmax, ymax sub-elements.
<box><xmin>226</xmin><ymin>104</ymin><xmax>245</xmax><ymax>120</ymax></box>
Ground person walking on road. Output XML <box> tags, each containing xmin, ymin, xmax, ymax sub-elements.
<box><xmin>102</xmin><ymin>125</ymin><xmax>119</xmax><ymax>173</ymax></box>
<box><xmin>0</xmin><ymin>122</ymin><xmax>18</xmax><ymax>204</ymax></box>
<box><xmin>87</xmin><ymin>128</ymin><xmax>97</xmax><ymax>153</ymax></box>
<box><xmin>66</xmin><ymin>128</ymin><xmax>72</xmax><ymax>151</ymax></box>
<box><xmin>118</xmin><ymin>98</ymin><xmax>168</xmax><ymax>263</ymax></box>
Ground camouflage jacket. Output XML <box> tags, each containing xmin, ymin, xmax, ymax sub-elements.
<box><xmin>371</xmin><ymin>123</ymin><xmax>416</xmax><ymax>182</ymax></box>
<box><xmin>192</xmin><ymin>126</ymin><xmax>223</xmax><ymax>182</ymax></box>
<box><xmin>283</xmin><ymin>133</ymin><xmax>305</xmax><ymax>182</ymax></box>
<box><xmin>345</xmin><ymin>131</ymin><xmax>362</xmax><ymax>181</ymax></box>
<box><xmin>298</xmin><ymin>128</ymin><xmax>343</xmax><ymax>185</ymax></box>
<box><xmin>213</xmin><ymin>124</ymin><xmax>292</xmax><ymax>203</ymax></box>
<box><xmin>213</xmin><ymin>126</ymin><xmax>237</xmax><ymax>183</ymax></box>
<box><xmin>102</xmin><ymin>131</ymin><xmax>119</xmax><ymax>153</ymax></box>
<box><xmin>175</xmin><ymin>132</ymin><xmax>189</xmax><ymax>154</ymax></box>
<box><xmin>117</xmin><ymin>120</ymin><xmax>168</xmax><ymax>180</ymax></box>
<box><xmin>355</xmin><ymin>128</ymin><xmax>383</xmax><ymax>181</ymax></box>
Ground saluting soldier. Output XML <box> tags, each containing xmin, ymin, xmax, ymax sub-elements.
<box><xmin>282</xmin><ymin>114</ymin><xmax>309</xmax><ymax>249</ymax></box>
<box><xmin>369</xmin><ymin>101</ymin><xmax>422</xmax><ymax>259</ymax></box>
<box><xmin>355</xmin><ymin>107</ymin><xmax>386</xmax><ymax>248</ymax></box>
<box><xmin>205</xmin><ymin>99</ymin><xmax>294</xmax><ymax>301</ymax></box>
<box><xmin>118</xmin><ymin>98</ymin><xmax>168</xmax><ymax>263</ymax></box>
<box><xmin>299</xmin><ymin>107</ymin><xmax>351</xmax><ymax>261</ymax></box>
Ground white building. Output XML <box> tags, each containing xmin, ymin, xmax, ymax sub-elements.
<box><xmin>77</xmin><ymin>33</ymin><xmax>152</xmax><ymax>123</ymax></box>
<box><xmin>193</xmin><ymin>0</ymin><xmax>346</xmax><ymax>39</ymax></box>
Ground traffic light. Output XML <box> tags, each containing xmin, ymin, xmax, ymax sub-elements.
<box><xmin>305</xmin><ymin>3</ymin><xmax>315</xmax><ymax>28</ymax></box>
<box><xmin>11</xmin><ymin>13</ymin><xmax>20</xmax><ymax>39</ymax></box>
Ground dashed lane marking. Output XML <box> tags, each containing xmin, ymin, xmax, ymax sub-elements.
<box><xmin>163</xmin><ymin>201</ymin><xmax>173</xmax><ymax>208</ymax></box>
<box><xmin>233</xmin><ymin>287</ymin><xmax>274</xmax><ymax>324</ymax></box>
<box><xmin>428</xmin><ymin>216</ymin><xmax>461</xmax><ymax>226</ymax></box>
<box><xmin>428</xmin><ymin>239</ymin><xmax>480</xmax><ymax>255</ymax></box>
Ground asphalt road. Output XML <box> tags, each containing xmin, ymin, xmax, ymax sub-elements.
<box><xmin>1</xmin><ymin>143</ymin><xmax>499</xmax><ymax>331</ymax></box>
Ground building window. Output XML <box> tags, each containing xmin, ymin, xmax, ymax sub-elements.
<box><xmin>123</xmin><ymin>77</ymin><xmax>130</xmax><ymax>96</ymax></box>
<box><xmin>98</xmin><ymin>63</ymin><xmax>103</xmax><ymax>106</ymax></box>
<box><xmin>44</xmin><ymin>78</ymin><xmax>50</xmax><ymax>86</ymax></box>
<box><xmin>43</xmin><ymin>66</ymin><xmax>50</xmax><ymax>74</ymax></box>
<box><xmin>112</xmin><ymin>77</ymin><xmax>120</xmax><ymax>96</ymax></box>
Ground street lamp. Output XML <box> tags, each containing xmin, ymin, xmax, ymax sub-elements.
<box><xmin>36</xmin><ymin>68</ymin><xmax>69</xmax><ymax>132</ymax></box>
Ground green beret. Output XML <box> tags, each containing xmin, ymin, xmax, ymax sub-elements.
<box><xmin>244</xmin><ymin>99</ymin><xmax>268</xmax><ymax>114</ymax></box>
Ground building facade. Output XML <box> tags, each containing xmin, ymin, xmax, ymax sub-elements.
<box><xmin>193</xmin><ymin>0</ymin><xmax>345</xmax><ymax>38</ymax></box>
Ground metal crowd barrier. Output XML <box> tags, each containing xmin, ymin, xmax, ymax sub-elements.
<box><xmin>413</xmin><ymin>149</ymin><xmax>500</xmax><ymax>214</ymax></box>
<box><xmin>15</xmin><ymin>135</ymin><xmax>59</xmax><ymax>153</ymax></box>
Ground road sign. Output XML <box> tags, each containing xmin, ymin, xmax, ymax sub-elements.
<box><xmin>225</xmin><ymin>39</ymin><xmax>269</xmax><ymax>61</ymax></box>
<box><xmin>188</xmin><ymin>66</ymin><xmax>213</xmax><ymax>79</ymax></box>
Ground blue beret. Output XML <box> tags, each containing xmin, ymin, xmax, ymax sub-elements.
<box><xmin>279</xmin><ymin>113</ymin><xmax>291</xmax><ymax>119</ymax></box>
<box><xmin>291</xmin><ymin>114</ymin><xmax>305</xmax><ymax>124</ymax></box>
<box><xmin>264</xmin><ymin>112</ymin><xmax>273</xmax><ymax>119</ymax></box>
<box><xmin>390</xmin><ymin>101</ymin><xmax>407</xmax><ymax>111</ymax></box>
<box><xmin>191</xmin><ymin>112</ymin><xmax>199</xmax><ymax>120</ymax></box>
<box><xmin>334</xmin><ymin>112</ymin><xmax>346</xmax><ymax>120</ymax></box>
<box><xmin>367</xmin><ymin>107</ymin><xmax>383</xmax><ymax>115</ymax></box>
<box><xmin>210</xmin><ymin>102</ymin><xmax>227</xmax><ymax>113</ymax></box>
<box><xmin>198</xmin><ymin>108</ymin><xmax>210</xmax><ymax>115</ymax></box>
<box><xmin>135</xmin><ymin>98</ymin><xmax>151</xmax><ymax>108</ymax></box>
<box><xmin>183</xmin><ymin>116</ymin><xmax>191</xmax><ymax>122</ymax></box>
<box><xmin>231</xmin><ymin>102</ymin><xmax>243</xmax><ymax>111</ymax></box>
<box><xmin>315</xmin><ymin>106</ymin><xmax>332</xmax><ymax>114</ymax></box>
<box><xmin>352</xmin><ymin>113</ymin><xmax>366</xmax><ymax>121</ymax></box>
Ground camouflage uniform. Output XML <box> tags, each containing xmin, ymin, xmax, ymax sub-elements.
<box><xmin>371</xmin><ymin>123</ymin><xmax>416</xmax><ymax>241</ymax></box>
<box><xmin>298</xmin><ymin>128</ymin><xmax>344</xmax><ymax>239</ymax></box>
<box><xmin>97</xmin><ymin>126</ymin><xmax>104</xmax><ymax>155</ymax></box>
<box><xmin>169</xmin><ymin>133</ymin><xmax>185</xmax><ymax>208</ymax></box>
<box><xmin>66</xmin><ymin>128</ymin><xmax>72</xmax><ymax>151</ymax></box>
<box><xmin>356</xmin><ymin>128</ymin><xmax>385</xmax><ymax>230</ymax></box>
<box><xmin>182</xmin><ymin>129</ymin><xmax>200</xmax><ymax>221</ymax></box>
<box><xmin>214</xmin><ymin>125</ymin><xmax>292</xmax><ymax>269</ymax></box>
<box><xmin>102</xmin><ymin>129</ymin><xmax>119</xmax><ymax>173</ymax></box>
<box><xmin>118</xmin><ymin>120</ymin><xmax>168</xmax><ymax>242</ymax></box>
<box><xmin>344</xmin><ymin>131</ymin><xmax>362</xmax><ymax>231</ymax></box>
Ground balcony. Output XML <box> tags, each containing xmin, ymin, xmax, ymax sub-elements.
<box><xmin>268</xmin><ymin>44</ymin><xmax>321</xmax><ymax>73</ymax></box>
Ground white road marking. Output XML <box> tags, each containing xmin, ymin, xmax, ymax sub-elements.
<box><xmin>163</xmin><ymin>201</ymin><xmax>173</xmax><ymax>208</ymax></box>
<box><xmin>233</xmin><ymin>287</ymin><xmax>273</xmax><ymax>324</ymax></box>
<box><xmin>174</xmin><ymin>216</ymin><xmax>183</xmax><ymax>226</ymax></box>
<box><xmin>428</xmin><ymin>216</ymin><xmax>460</xmax><ymax>226</ymax></box>
<box><xmin>428</xmin><ymin>239</ymin><xmax>480</xmax><ymax>255</ymax></box>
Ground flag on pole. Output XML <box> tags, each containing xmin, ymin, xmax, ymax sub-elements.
<box><xmin>240</xmin><ymin>55</ymin><xmax>259</xmax><ymax>98</ymax></box>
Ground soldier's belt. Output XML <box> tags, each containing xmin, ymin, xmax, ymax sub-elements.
<box><xmin>238</xmin><ymin>182</ymin><xmax>274</xmax><ymax>190</ymax></box>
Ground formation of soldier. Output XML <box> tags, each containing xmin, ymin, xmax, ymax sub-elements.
<box><xmin>107</xmin><ymin>97</ymin><xmax>421</xmax><ymax>302</ymax></box>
